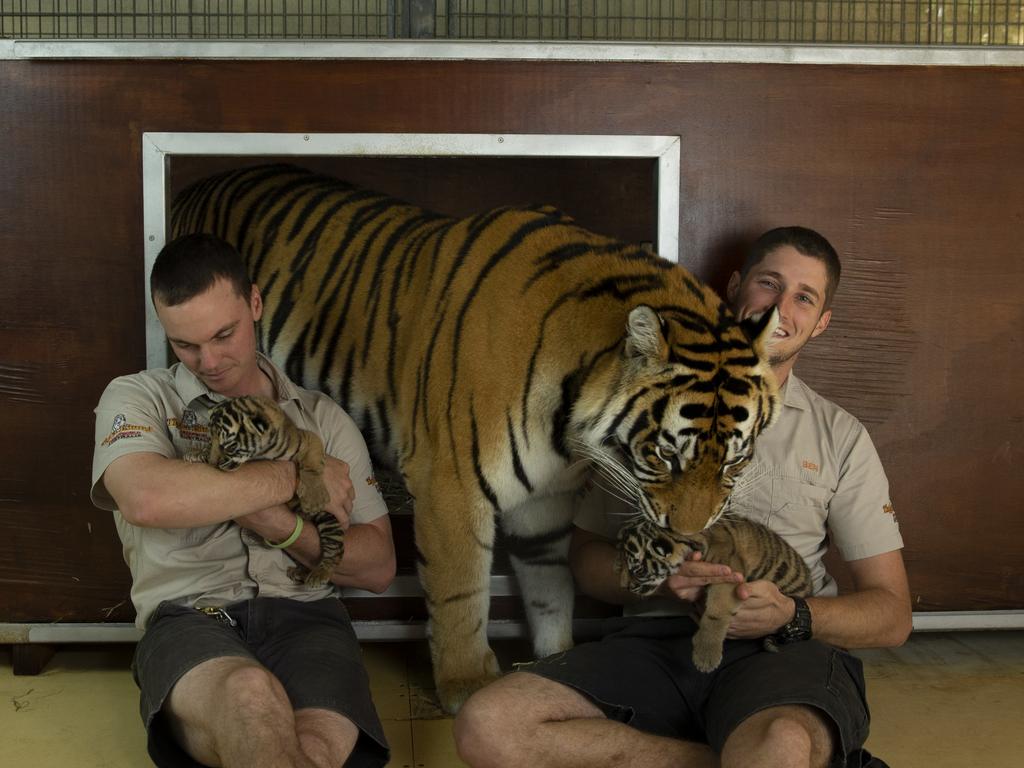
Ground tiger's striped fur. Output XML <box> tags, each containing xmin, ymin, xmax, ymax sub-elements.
<box><xmin>172</xmin><ymin>163</ymin><xmax>780</xmax><ymax>712</ymax></box>
<box><xmin>617</xmin><ymin>517</ymin><xmax>813</xmax><ymax>671</ymax></box>
<box><xmin>207</xmin><ymin>394</ymin><xmax>343</xmax><ymax>587</ymax></box>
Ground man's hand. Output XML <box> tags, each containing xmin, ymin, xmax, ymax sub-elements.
<box><xmin>322</xmin><ymin>455</ymin><xmax>355</xmax><ymax>530</ymax></box>
<box><xmin>235</xmin><ymin>456</ymin><xmax>354</xmax><ymax>537</ymax></box>
<box><xmin>724</xmin><ymin>580</ymin><xmax>795</xmax><ymax>639</ymax></box>
<box><xmin>659</xmin><ymin>551</ymin><xmax>745</xmax><ymax>603</ymax></box>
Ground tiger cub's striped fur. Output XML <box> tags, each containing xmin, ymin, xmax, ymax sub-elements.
<box><xmin>207</xmin><ymin>395</ymin><xmax>343</xmax><ymax>587</ymax></box>
<box><xmin>172</xmin><ymin>164</ymin><xmax>780</xmax><ymax>712</ymax></box>
<box><xmin>618</xmin><ymin>517</ymin><xmax>812</xmax><ymax>672</ymax></box>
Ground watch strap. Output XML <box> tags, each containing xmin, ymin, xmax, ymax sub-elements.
<box><xmin>771</xmin><ymin>596</ymin><xmax>813</xmax><ymax>645</ymax></box>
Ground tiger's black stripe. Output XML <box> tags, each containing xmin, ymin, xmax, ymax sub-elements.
<box><xmin>470</xmin><ymin>401</ymin><xmax>501</xmax><ymax>512</ymax></box>
<box><xmin>506</xmin><ymin>412</ymin><xmax>533</xmax><ymax>493</ymax></box>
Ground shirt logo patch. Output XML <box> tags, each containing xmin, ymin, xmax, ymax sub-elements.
<box><xmin>802</xmin><ymin>460</ymin><xmax>819</xmax><ymax>472</ymax></box>
<box><xmin>101</xmin><ymin>413</ymin><xmax>153</xmax><ymax>446</ymax></box>
<box><xmin>366</xmin><ymin>475</ymin><xmax>383</xmax><ymax>496</ymax></box>
<box><xmin>167</xmin><ymin>412</ymin><xmax>211</xmax><ymax>443</ymax></box>
<box><xmin>883</xmin><ymin>502</ymin><xmax>898</xmax><ymax>523</ymax></box>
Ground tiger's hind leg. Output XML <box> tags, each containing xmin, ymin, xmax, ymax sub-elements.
<box><xmin>299</xmin><ymin>510</ymin><xmax>346</xmax><ymax>587</ymax></box>
<box><xmin>411</xmin><ymin>473</ymin><xmax>500</xmax><ymax>715</ymax></box>
<box><xmin>499</xmin><ymin>493</ymin><xmax>575</xmax><ymax>660</ymax></box>
<box><xmin>691</xmin><ymin>581</ymin><xmax>743</xmax><ymax>673</ymax></box>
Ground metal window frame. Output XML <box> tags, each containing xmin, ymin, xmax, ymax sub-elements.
<box><xmin>3</xmin><ymin>39</ymin><xmax>1024</xmax><ymax>65</ymax></box>
<box><xmin>142</xmin><ymin>130</ymin><xmax>681</xmax><ymax>369</ymax></box>
<box><xmin>4</xmin><ymin>610</ymin><xmax>1024</xmax><ymax>644</ymax></box>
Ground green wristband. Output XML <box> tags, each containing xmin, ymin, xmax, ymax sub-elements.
<box><xmin>265</xmin><ymin>515</ymin><xmax>303</xmax><ymax>549</ymax></box>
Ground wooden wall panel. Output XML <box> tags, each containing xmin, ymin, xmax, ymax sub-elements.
<box><xmin>1</xmin><ymin>59</ymin><xmax>1021</xmax><ymax>624</ymax></box>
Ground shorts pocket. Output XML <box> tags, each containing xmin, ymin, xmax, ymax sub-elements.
<box><xmin>826</xmin><ymin>649</ymin><xmax>870</xmax><ymax>747</ymax></box>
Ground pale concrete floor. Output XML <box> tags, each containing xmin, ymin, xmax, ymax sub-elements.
<box><xmin>2</xmin><ymin>631</ymin><xmax>1022</xmax><ymax>767</ymax></box>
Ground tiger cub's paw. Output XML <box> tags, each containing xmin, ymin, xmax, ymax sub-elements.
<box><xmin>303</xmin><ymin>562</ymin><xmax>334</xmax><ymax>588</ymax></box>
<box><xmin>296</xmin><ymin>470</ymin><xmax>330</xmax><ymax>515</ymax></box>
<box><xmin>286</xmin><ymin>564</ymin><xmax>310</xmax><ymax>584</ymax></box>
<box><xmin>691</xmin><ymin>632</ymin><xmax>724</xmax><ymax>674</ymax></box>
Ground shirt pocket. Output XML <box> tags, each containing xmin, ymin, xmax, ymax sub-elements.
<box><xmin>767</xmin><ymin>477</ymin><xmax>831</xmax><ymax>536</ymax></box>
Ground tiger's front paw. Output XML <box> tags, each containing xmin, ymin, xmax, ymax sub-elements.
<box><xmin>436</xmin><ymin>672</ymin><xmax>501</xmax><ymax>715</ymax></box>
<box><xmin>296</xmin><ymin>472</ymin><xmax>330</xmax><ymax>514</ymax></box>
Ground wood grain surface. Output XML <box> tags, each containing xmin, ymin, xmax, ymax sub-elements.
<box><xmin>1</xmin><ymin>59</ymin><xmax>1021</xmax><ymax>624</ymax></box>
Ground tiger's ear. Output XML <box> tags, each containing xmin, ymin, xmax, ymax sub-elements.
<box><xmin>740</xmin><ymin>306</ymin><xmax>780</xmax><ymax>361</ymax></box>
<box><xmin>625</xmin><ymin>305</ymin><xmax>668</xmax><ymax>363</ymax></box>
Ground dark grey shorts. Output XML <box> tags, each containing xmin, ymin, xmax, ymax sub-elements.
<box><xmin>522</xmin><ymin>616</ymin><xmax>871</xmax><ymax>768</ymax></box>
<box><xmin>133</xmin><ymin>597</ymin><xmax>389</xmax><ymax>768</ymax></box>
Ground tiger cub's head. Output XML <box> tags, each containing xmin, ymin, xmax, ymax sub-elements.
<box><xmin>207</xmin><ymin>394</ymin><xmax>287</xmax><ymax>470</ymax></box>
<box><xmin>595</xmin><ymin>303</ymin><xmax>780</xmax><ymax>536</ymax></box>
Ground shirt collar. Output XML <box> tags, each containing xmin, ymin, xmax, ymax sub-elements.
<box><xmin>173</xmin><ymin>352</ymin><xmax>303</xmax><ymax>411</ymax></box>
<box><xmin>780</xmin><ymin>372</ymin><xmax>811</xmax><ymax>412</ymax></box>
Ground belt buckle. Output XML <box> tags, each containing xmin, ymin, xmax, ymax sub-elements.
<box><xmin>198</xmin><ymin>606</ymin><xmax>238</xmax><ymax>627</ymax></box>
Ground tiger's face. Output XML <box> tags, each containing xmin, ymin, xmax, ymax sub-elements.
<box><xmin>616</xmin><ymin>518</ymin><xmax>694</xmax><ymax>596</ymax></box>
<box><xmin>207</xmin><ymin>395</ymin><xmax>283</xmax><ymax>470</ymax></box>
<box><xmin>598</xmin><ymin>304</ymin><xmax>780</xmax><ymax>535</ymax></box>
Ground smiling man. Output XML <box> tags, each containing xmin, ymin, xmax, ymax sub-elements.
<box><xmin>455</xmin><ymin>226</ymin><xmax>911</xmax><ymax>768</ymax></box>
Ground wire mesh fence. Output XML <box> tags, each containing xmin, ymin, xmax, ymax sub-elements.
<box><xmin>2</xmin><ymin>0</ymin><xmax>1022</xmax><ymax>43</ymax></box>
<box><xmin>0</xmin><ymin>1</ymin><xmax>400</xmax><ymax>38</ymax></box>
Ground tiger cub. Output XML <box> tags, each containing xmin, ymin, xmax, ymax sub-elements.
<box><xmin>206</xmin><ymin>395</ymin><xmax>343</xmax><ymax>587</ymax></box>
<box><xmin>617</xmin><ymin>517</ymin><xmax>812</xmax><ymax>672</ymax></box>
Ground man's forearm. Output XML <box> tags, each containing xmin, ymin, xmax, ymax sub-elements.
<box><xmin>806</xmin><ymin>588</ymin><xmax>912</xmax><ymax>649</ymax></box>
<box><xmin>265</xmin><ymin>516</ymin><xmax>395</xmax><ymax>594</ymax></box>
<box><xmin>569</xmin><ymin>534</ymin><xmax>645</xmax><ymax>607</ymax></box>
<box><xmin>109</xmin><ymin>453</ymin><xmax>297</xmax><ymax>528</ymax></box>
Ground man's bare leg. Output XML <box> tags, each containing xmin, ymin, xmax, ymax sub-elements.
<box><xmin>720</xmin><ymin>705</ymin><xmax>835</xmax><ymax>768</ymax></box>
<box><xmin>454</xmin><ymin>671</ymin><xmax>716</xmax><ymax>768</ymax></box>
<box><xmin>294</xmin><ymin>707</ymin><xmax>360</xmax><ymax>768</ymax></box>
<box><xmin>165</xmin><ymin>656</ymin><xmax>358</xmax><ymax>768</ymax></box>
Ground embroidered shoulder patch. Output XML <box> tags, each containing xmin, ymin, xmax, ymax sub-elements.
<box><xmin>101</xmin><ymin>414</ymin><xmax>153</xmax><ymax>446</ymax></box>
<box><xmin>883</xmin><ymin>503</ymin><xmax>898</xmax><ymax>523</ymax></box>
<box><xmin>166</xmin><ymin>411</ymin><xmax>210</xmax><ymax>443</ymax></box>
<box><xmin>801</xmin><ymin>459</ymin><xmax>819</xmax><ymax>472</ymax></box>
<box><xmin>366</xmin><ymin>475</ymin><xmax>383</xmax><ymax>496</ymax></box>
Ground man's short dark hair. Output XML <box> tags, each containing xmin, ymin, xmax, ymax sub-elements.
<box><xmin>150</xmin><ymin>233</ymin><xmax>252</xmax><ymax>307</ymax></box>
<box><xmin>741</xmin><ymin>226</ymin><xmax>842</xmax><ymax>308</ymax></box>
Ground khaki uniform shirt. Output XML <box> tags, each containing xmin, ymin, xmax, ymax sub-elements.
<box><xmin>91</xmin><ymin>353</ymin><xmax>388</xmax><ymax>628</ymax></box>
<box><xmin>575</xmin><ymin>373</ymin><xmax>904</xmax><ymax>617</ymax></box>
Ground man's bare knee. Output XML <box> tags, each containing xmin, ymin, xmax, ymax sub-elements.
<box><xmin>723</xmin><ymin>705</ymin><xmax>834</xmax><ymax>768</ymax></box>
<box><xmin>167</xmin><ymin>657</ymin><xmax>288</xmax><ymax>765</ymax></box>
<box><xmin>455</xmin><ymin>672</ymin><xmax>603</xmax><ymax>768</ymax></box>
<box><xmin>221</xmin><ymin>664</ymin><xmax>290</xmax><ymax>712</ymax></box>
<box><xmin>295</xmin><ymin>708</ymin><xmax>359</xmax><ymax>768</ymax></box>
<box><xmin>455</xmin><ymin>681</ymin><xmax>521</xmax><ymax>768</ymax></box>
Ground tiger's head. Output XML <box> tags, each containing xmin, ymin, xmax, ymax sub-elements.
<box><xmin>589</xmin><ymin>302</ymin><xmax>780</xmax><ymax>536</ymax></box>
<box><xmin>615</xmin><ymin>518</ymin><xmax>696</xmax><ymax>596</ymax></box>
<box><xmin>207</xmin><ymin>395</ymin><xmax>284</xmax><ymax>470</ymax></box>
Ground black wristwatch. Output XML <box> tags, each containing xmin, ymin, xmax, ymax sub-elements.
<box><xmin>770</xmin><ymin>596</ymin><xmax>813</xmax><ymax>645</ymax></box>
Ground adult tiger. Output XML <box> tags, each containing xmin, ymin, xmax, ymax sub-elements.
<box><xmin>171</xmin><ymin>164</ymin><xmax>780</xmax><ymax>713</ymax></box>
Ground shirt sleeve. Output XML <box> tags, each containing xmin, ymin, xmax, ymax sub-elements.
<box><xmin>311</xmin><ymin>395</ymin><xmax>389</xmax><ymax>525</ymax></box>
<box><xmin>827</xmin><ymin>421</ymin><xmax>904</xmax><ymax>562</ymax></box>
<box><xmin>573</xmin><ymin>482</ymin><xmax>634</xmax><ymax>540</ymax></box>
<box><xmin>91</xmin><ymin>375</ymin><xmax>176</xmax><ymax>511</ymax></box>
